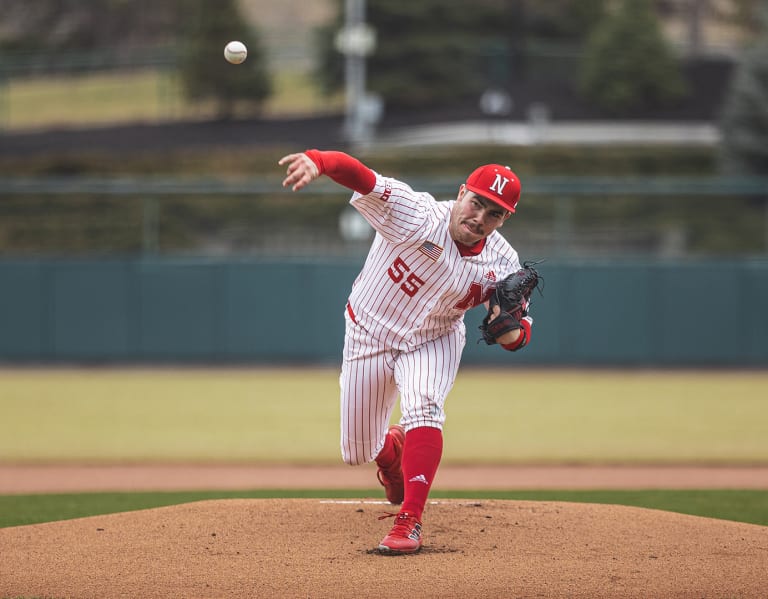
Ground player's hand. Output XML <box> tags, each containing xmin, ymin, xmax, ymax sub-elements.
<box><xmin>487</xmin><ymin>305</ymin><xmax>519</xmax><ymax>345</ymax></box>
<box><xmin>279</xmin><ymin>153</ymin><xmax>320</xmax><ymax>191</ymax></box>
<box><xmin>487</xmin><ymin>305</ymin><xmax>532</xmax><ymax>345</ymax></box>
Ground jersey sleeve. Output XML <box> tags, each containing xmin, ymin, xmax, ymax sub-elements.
<box><xmin>304</xmin><ymin>149</ymin><xmax>430</xmax><ymax>243</ymax></box>
<box><xmin>494</xmin><ymin>238</ymin><xmax>522</xmax><ymax>279</ymax></box>
<box><xmin>350</xmin><ymin>173</ymin><xmax>431</xmax><ymax>243</ymax></box>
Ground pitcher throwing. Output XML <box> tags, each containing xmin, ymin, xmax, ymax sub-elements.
<box><xmin>280</xmin><ymin>149</ymin><xmax>538</xmax><ymax>554</ymax></box>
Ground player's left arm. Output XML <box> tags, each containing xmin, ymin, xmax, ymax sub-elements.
<box><xmin>480</xmin><ymin>262</ymin><xmax>540</xmax><ymax>352</ymax></box>
<box><xmin>487</xmin><ymin>305</ymin><xmax>532</xmax><ymax>351</ymax></box>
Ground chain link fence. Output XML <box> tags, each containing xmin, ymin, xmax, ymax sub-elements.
<box><xmin>1</xmin><ymin>175</ymin><xmax>766</xmax><ymax>260</ymax></box>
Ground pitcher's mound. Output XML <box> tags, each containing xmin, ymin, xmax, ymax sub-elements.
<box><xmin>2</xmin><ymin>498</ymin><xmax>766</xmax><ymax>598</ymax></box>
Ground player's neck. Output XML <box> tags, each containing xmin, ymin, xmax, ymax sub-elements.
<box><xmin>454</xmin><ymin>238</ymin><xmax>486</xmax><ymax>257</ymax></box>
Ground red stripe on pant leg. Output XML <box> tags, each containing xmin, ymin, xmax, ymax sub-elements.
<box><xmin>346</xmin><ymin>302</ymin><xmax>357</xmax><ymax>323</ymax></box>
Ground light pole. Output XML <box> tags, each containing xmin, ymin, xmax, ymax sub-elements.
<box><xmin>335</xmin><ymin>0</ymin><xmax>378</xmax><ymax>146</ymax></box>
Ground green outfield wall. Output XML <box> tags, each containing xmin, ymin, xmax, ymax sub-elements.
<box><xmin>0</xmin><ymin>258</ymin><xmax>766</xmax><ymax>366</ymax></box>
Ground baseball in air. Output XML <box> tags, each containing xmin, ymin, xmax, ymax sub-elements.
<box><xmin>224</xmin><ymin>41</ymin><xmax>247</xmax><ymax>64</ymax></box>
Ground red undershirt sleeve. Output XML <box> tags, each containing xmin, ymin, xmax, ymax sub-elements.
<box><xmin>304</xmin><ymin>149</ymin><xmax>377</xmax><ymax>196</ymax></box>
<box><xmin>500</xmin><ymin>318</ymin><xmax>531</xmax><ymax>352</ymax></box>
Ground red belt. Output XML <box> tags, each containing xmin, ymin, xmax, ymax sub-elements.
<box><xmin>346</xmin><ymin>302</ymin><xmax>357</xmax><ymax>323</ymax></box>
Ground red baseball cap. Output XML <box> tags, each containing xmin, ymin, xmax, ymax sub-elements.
<box><xmin>464</xmin><ymin>164</ymin><xmax>521</xmax><ymax>213</ymax></box>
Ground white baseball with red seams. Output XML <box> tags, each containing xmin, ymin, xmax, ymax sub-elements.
<box><xmin>339</xmin><ymin>172</ymin><xmax>521</xmax><ymax>465</ymax></box>
<box><xmin>224</xmin><ymin>41</ymin><xmax>247</xmax><ymax>64</ymax></box>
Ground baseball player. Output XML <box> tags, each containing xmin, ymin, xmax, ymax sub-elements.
<box><xmin>279</xmin><ymin>149</ymin><xmax>534</xmax><ymax>554</ymax></box>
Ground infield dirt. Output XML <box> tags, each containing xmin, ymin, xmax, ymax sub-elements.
<box><xmin>2</xmin><ymin>497</ymin><xmax>767</xmax><ymax>598</ymax></box>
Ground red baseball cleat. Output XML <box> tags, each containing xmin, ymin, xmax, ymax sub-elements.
<box><xmin>377</xmin><ymin>511</ymin><xmax>423</xmax><ymax>554</ymax></box>
<box><xmin>376</xmin><ymin>424</ymin><xmax>405</xmax><ymax>504</ymax></box>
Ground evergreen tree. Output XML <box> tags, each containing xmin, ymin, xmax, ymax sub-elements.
<box><xmin>315</xmin><ymin>0</ymin><xmax>524</xmax><ymax>110</ymax></box>
<box><xmin>523</xmin><ymin>0</ymin><xmax>606</xmax><ymax>41</ymax></box>
<box><xmin>0</xmin><ymin>0</ymin><xmax>184</xmax><ymax>51</ymax></box>
<box><xmin>719</xmin><ymin>18</ymin><xmax>768</xmax><ymax>174</ymax></box>
<box><xmin>315</xmin><ymin>0</ymin><xmax>615</xmax><ymax>112</ymax></box>
<box><xmin>178</xmin><ymin>0</ymin><xmax>271</xmax><ymax>119</ymax></box>
<box><xmin>579</xmin><ymin>0</ymin><xmax>686</xmax><ymax>115</ymax></box>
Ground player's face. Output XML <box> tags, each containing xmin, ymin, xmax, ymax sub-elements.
<box><xmin>449</xmin><ymin>187</ymin><xmax>511</xmax><ymax>246</ymax></box>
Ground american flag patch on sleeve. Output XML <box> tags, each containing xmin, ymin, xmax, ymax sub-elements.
<box><xmin>418</xmin><ymin>241</ymin><xmax>443</xmax><ymax>261</ymax></box>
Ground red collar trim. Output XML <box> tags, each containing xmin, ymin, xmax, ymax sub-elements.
<box><xmin>454</xmin><ymin>238</ymin><xmax>486</xmax><ymax>256</ymax></box>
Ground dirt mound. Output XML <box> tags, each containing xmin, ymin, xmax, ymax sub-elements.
<box><xmin>2</xmin><ymin>498</ymin><xmax>766</xmax><ymax>598</ymax></box>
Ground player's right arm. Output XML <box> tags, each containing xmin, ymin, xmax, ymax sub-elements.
<box><xmin>279</xmin><ymin>149</ymin><xmax>427</xmax><ymax>243</ymax></box>
<box><xmin>279</xmin><ymin>150</ymin><xmax>375</xmax><ymax>194</ymax></box>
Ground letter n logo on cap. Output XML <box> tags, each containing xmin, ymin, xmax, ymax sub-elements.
<box><xmin>490</xmin><ymin>173</ymin><xmax>510</xmax><ymax>195</ymax></box>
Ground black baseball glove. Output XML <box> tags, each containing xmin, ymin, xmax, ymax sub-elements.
<box><xmin>480</xmin><ymin>262</ymin><xmax>541</xmax><ymax>345</ymax></box>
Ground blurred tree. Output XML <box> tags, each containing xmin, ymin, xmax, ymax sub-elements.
<box><xmin>0</xmin><ymin>0</ymin><xmax>183</xmax><ymax>50</ymax></box>
<box><xmin>177</xmin><ymin>0</ymin><xmax>271</xmax><ymax>119</ymax></box>
<box><xmin>719</xmin><ymin>11</ymin><xmax>768</xmax><ymax>174</ymax></box>
<box><xmin>314</xmin><ymin>0</ymin><xmax>611</xmax><ymax>112</ymax></box>
<box><xmin>727</xmin><ymin>0</ymin><xmax>765</xmax><ymax>36</ymax></box>
<box><xmin>579</xmin><ymin>0</ymin><xmax>686</xmax><ymax>115</ymax></box>
<box><xmin>315</xmin><ymin>0</ymin><xmax>525</xmax><ymax>110</ymax></box>
<box><xmin>522</xmin><ymin>0</ymin><xmax>606</xmax><ymax>41</ymax></box>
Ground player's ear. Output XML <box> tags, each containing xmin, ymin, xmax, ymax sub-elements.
<box><xmin>457</xmin><ymin>184</ymin><xmax>466</xmax><ymax>200</ymax></box>
<box><xmin>496</xmin><ymin>210</ymin><xmax>512</xmax><ymax>227</ymax></box>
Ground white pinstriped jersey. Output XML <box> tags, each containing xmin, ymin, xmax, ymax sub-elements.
<box><xmin>347</xmin><ymin>173</ymin><xmax>521</xmax><ymax>351</ymax></box>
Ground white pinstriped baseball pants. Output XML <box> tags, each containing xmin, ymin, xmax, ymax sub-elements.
<box><xmin>339</xmin><ymin>313</ymin><xmax>465</xmax><ymax>466</ymax></box>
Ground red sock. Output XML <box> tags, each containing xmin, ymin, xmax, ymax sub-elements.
<box><xmin>374</xmin><ymin>430</ymin><xmax>398</xmax><ymax>468</ymax></box>
<box><xmin>400</xmin><ymin>426</ymin><xmax>443</xmax><ymax>520</ymax></box>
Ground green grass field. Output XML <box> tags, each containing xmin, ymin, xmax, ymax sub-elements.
<box><xmin>2</xmin><ymin>367</ymin><xmax>767</xmax><ymax>530</ymax></box>
<box><xmin>1</xmin><ymin>68</ymin><xmax>343</xmax><ymax>130</ymax></box>
<box><xmin>2</xmin><ymin>368</ymin><xmax>767</xmax><ymax>464</ymax></box>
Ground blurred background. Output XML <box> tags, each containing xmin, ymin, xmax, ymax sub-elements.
<box><xmin>0</xmin><ymin>0</ymin><xmax>766</xmax><ymax>366</ymax></box>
